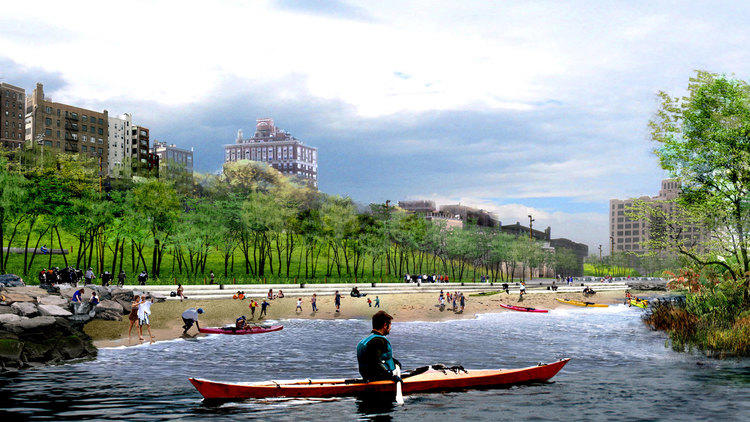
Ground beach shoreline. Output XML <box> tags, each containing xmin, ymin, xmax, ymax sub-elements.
<box><xmin>86</xmin><ymin>289</ymin><xmax>654</xmax><ymax>348</ymax></box>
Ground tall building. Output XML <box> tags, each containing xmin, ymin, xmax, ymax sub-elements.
<box><xmin>107</xmin><ymin>113</ymin><xmax>132</xmax><ymax>175</ymax></box>
<box><xmin>151</xmin><ymin>141</ymin><xmax>193</xmax><ymax>177</ymax></box>
<box><xmin>0</xmin><ymin>82</ymin><xmax>26</xmax><ymax>149</ymax></box>
<box><xmin>224</xmin><ymin>118</ymin><xmax>318</xmax><ymax>188</ymax></box>
<box><xmin>25</xmin><ymin>83</ymin><xmax>109</xmax><ymax>169</ymax></box>
<box><xmin>609</xmin><ymin>179</ymin><xmax>705</xmax><ymax>253</ymax></box>
<box><xmin>130</xmin><ymin>125</ymin><xmax>158</xmax><ymax>177</ymax></box>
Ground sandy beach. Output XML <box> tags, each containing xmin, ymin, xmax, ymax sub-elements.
<box><xmin>86</xmin><ymin>289</ymin><xmax>644</xmax><ymax>348</ymax></box>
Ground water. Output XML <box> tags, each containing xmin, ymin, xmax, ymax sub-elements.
<box><xmin>1</xmin><ymin>305</ymin><xmax>748</xmax><ymax>421</ymax></box>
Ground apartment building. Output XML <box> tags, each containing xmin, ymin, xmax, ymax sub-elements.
<box><xmin>151</xmin><ymin>141</ymin><xmax>193</xmax><ymax>177</ymax></box>
<box><xmin>224</xmin><ymin>118</ymin><xmax>318</xmax><ymax>188</ymax></box>
<box><xmin>25</xmin><ymin>83</ymin><xmax>108</xmax><ymax>168</ymax></box>
<box><xmin>107</xmin><ymin>113</ymin><xmax>133</xmax><ymax>175</ymax></box>
<box><xmin>129</xmin><ymin>125</ymin><xmax>159</xmax><ymax>177</ymax></box>
<box><xmin>609</xmin><ymin>179</ymin><xmax>705</xmax><ymax>253</ymax></box>
<box><xmin>0</xmin><ymin>82</ymin><xmax>26</xmax><ymax>149</ymax></box>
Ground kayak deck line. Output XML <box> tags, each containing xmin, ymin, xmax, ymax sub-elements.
<box><xmin>188</xmin><ymin>359</ymin><xmax>571</xmax><ymax>400</ymax></box>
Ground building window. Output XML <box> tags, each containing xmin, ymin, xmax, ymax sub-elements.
<box><xmin>82</xmin><ymin>125</ymin><xmax>87</xmax><ymax>131</ymax></box>
<box><xmin>82</xmin><ymin>145</ymin><xmax>88</xmax><ymax>152</ymax></box>
<box><xmin>98</xmin><ymin>128</ymin><xmax>103</xmax><ymax>135</ymax></box>
<box><xmin>44</xmin><ymin>129</ymin><xmax>52</xmax><ymax>136</ymax></box>
<box><xmin>45</xmin><ymin>118</ymin><xmax>52</xmax><ymax>125</ymax></box>
<box><xmin>82</xmin><ymin>115</ymin><xmax>88</xmax><ymax>122</ymax></box>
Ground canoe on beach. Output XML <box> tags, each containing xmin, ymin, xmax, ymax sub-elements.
<box><xmin>499</xmin><ymin>303</ymin><xmax>549</xmax><ymax>313</ymax></box>
<box><xmin>189</xmin><ymin>359</ymin><xmax>570</xmax><ymax>400</ymax></box>
<box><xmin>198</xmin><ymin>325</ymin><xmax>283</xmax><ymax>335</ymax></box>
<box><xmin>555</xmin><ymin>298</ymin><xmax>609</xmax><ymax>308</ymax></box>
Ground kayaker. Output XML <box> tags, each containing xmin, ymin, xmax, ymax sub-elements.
<box><xmin>356</xmin><ymin>311</ymin><xmax>402</xmax><ymax>383</ymax></box>
<box><xmin>236</xmin><ymin>315</ymin><xmax>247</xmax><ymax>330</ymax></box>
<box><xmin>182</xmin><ymin>307</ymin><xmax>204</xmax><ymax>335</ymax></box>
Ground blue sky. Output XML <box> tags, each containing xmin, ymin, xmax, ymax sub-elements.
<box><xmin>2</xmin><ymin>0</ymin><xmax>748</xmax><ymax>251</ymax></box>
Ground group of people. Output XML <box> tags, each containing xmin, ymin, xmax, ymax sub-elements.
<box><xmin>39</xmin><ymin>266</ymin><xmax>143</xmax><ymax>287</ymax></box>
<box><xmin>128</xmin><ymin>294</ymin><xmax>155</xmax><ymax>341</ymax></box>
<box><xmin>437</xmin><ymin>290</ymin><xmax>466</xmax><ymax>312</ymax></box>
<box><xmin>404</xmin><ymin>274</ymin><xmax>450</xmax><ymax>283</ymax></box>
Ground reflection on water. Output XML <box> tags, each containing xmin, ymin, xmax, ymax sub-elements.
<box><xmin>1</xmin><ymin>305</ymin><xmax>748</xmax><ymax>421</ymax></box>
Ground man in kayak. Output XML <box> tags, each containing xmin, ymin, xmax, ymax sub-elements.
<box><xmin>356</xmin><ymin>311</ymin><xmax>402</xmax><ymax>383</ymax></box>
<box><xmin>235</xmin><ymin>315</ymin><xmax>247</xmax><ymax>330</ymax></box>
<box><xmin>182</xmin><ymin>307</ymin><xmax>204</xmax><ymax>336</ymax></box>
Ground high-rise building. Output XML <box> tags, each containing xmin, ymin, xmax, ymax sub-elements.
<box><xmin>224</xmin><ymin>118</ymin><xmax>318</xmax><ymax>188</ymax></box>
<box><xmin>107</xmin><ymin>113</ymin><xmax>132</xmax><ymax>175</ymax></box>
<box><xmin>130</xmin><ymin>125</ymin><xmax>158</xmax><ymax>177</ymax></box>
<box><xmin>25</xmin><ymin>83</ymin><xmax>109</xmax><ymax>170</ymax></box>
<box><xmin>0</xmin><ymin>82</ymin><xmax>26</xmax><ymax>149</ymax></box>
<box><xmin>609</xmin><ymin>179</ymin><xmax>705</xmax><ymax>253</ymax></box>
<box><xmin>151</xmin><ymin>141</ymin><xmax>193</xmax><ymax>177</ymax></box>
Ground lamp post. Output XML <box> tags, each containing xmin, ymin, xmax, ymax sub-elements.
<box><xmin>527</xmin><ymin>214</ymin><xmax>535</xmax><ymax>241</ymax></box>
<box><xmin>35</xmin><ymin>133</ymin><xmax>45</xmax><ymax>171</ymax></box>
<box><xmin>610</xmin><ymin>235</ymin><xmax>615</xmax><ymax>256</ymax></box>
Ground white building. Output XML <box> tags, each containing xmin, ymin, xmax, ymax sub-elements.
<box><xmin>107</xmin><ymin>113</ymin><xmax>132</xmax><ymax>175</ymax></box>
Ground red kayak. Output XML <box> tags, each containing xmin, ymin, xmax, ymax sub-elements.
<box><xmin>189</xmin><ymin>359</ymin><xmax>570</xmax><ymax>400</ymax></box>
<box><xmin>198</xmin><ymin>325</ymin><xmax>283</xmax><ymax>335</ymax></box>
<box><xmin>499</xmin><ymin>303</ymin><xmax>548</xmax><ymax>313</ymax></box>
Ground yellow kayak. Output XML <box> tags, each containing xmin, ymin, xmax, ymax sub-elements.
<box><xmin>556</xmin><ymin>298</ymin><xmax>609</xmax><ymax>308</ymax></box>
<box><xmin>629</xmin><ymin>299</ymin><xmax>648</xmax><ymax>308</ymax></box>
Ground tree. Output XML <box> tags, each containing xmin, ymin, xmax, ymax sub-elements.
<box><xmin>0</xmin><ymin>156</ymin><xmax>28</xmax><ymax>274</ymax></box>
<box><xmin>649</xmin><ymin>71</ymin><xmax>750</xmax><ymax>302</ymax></box>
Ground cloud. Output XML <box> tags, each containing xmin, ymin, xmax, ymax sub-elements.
<box><xmin>273</xmin><ymin>0</ymin><xmax>373</xmax><ymax>21</ymax></box>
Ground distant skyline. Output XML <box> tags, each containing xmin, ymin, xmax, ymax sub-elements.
<box><xmin>2</xmin><ymin>0</ymin><xmax>749</xmax><ymax>251</ymax></box>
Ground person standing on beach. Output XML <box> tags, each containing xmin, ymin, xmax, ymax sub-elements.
<box><xmin>519</xmin><ymin>281</ymin><xmax>526</xmax><ymax>301</ymax></box>
<box><xmin>249</xmin><ymin>299</ymin><xmax>257</xmax><ymax>318</ymax></box>
<box><xmin>128</xmin><ymin>295</ymin><xmax>141</xmax><ymax>338</ymax></box>
<box><xmin>181</xmin><ymin>307</ymin><xmax>203</xmax><ymax>335</ymax></box>
<box><xmin>311</xmin><ymin>294</ymin><xmax>318</xmax><ymax>312</ymax></box>
<box><xmin>260</xmin><ymin>299</ymin><xmax>270</xmax><ymax>318</ymax></box>
<box><xmin>367</xmin><ymin>297</ymin><xmax>372</xmax><ymax>307</ymax></box>
<box><xmin>296</xmin><ymin>298</ymin><xmax>303</xmax><ymax>313</ymax></box>
<box><xmin>460</xmin><ymin>293</ymin><xmax>466</xmax><ymax>312</ymax></box>
<box><xmin>374</xmin><ymin>296</ymin><xmax>380</xmax><ymax>308</ymax></box>
<box><xmin>138</xmin><ymin>296</ymin><xmax>155</xmax><ymax>341</ymax></box>
<box><xmin>335</xmin><ymin>290</ymin><xmax>341</xmax><ymax>313</ymax></box>
<box><xmin>177</xmin><ymin>284</ymin><xmax>184</xmax><ymax>301</ymax></box>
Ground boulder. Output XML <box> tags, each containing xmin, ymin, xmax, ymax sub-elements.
<box><xmin>150</xmin><ymin>292</ymin><xmax>167</xmax><ymax>303</ymax></box>
<box><xmin>0</xmin><ymin>274</ymin><xmax>24</xmax><ymax>287</ymax></box>
<box><xmin>0</xmin><ymin>305</ymin><xmax>13</xmax><ymax>315</ymax></box>
<box><xmin>85</xmin><ymin>285</ymin><xmax>112</xmax><ymax>300</ymax></box>
<box><xmin>37</xmin><ymin>304</ymin><xmax>73</xmax><ymax>317</ymax></box>
<box><xmin>0</xmin><ymin>313</ymin><xmax>22</xmax><ymax>325</ymax></box>
<box><xmin>0</xmin><ymin>337</ymin><xmax>23</xmax><ymax>363</ymax></box>
<box><xmin>37</xmin><ymin>295</ymin><xmax>70</xmax><ymax>308</ymax></box>
<box><xmin>114</xmin><ymin>298</ymin><xmax>132</xmax><ymax>313</ymax></box>
<box><xmin>2</xmin><ymin>293</ymin><xmax>34</xmax><ymax>304</ymax></box>
<box><xmin>95</xmin><ymin>300</ymin><xmax>124</xmax><ymax>320</ymax></box>
<box><xmin>3</xmin><ymin>316</ymin><xmax>56</xmax><ymax>334</ymax></box>
<box><xmin>11</xmin><ymin>302</ymin><xmax>39</xmax><ymax>317</ymax></box>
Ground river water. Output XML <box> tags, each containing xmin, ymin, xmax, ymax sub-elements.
<box><xmin>1</xmin><ymin>305</ymin><xmax>748</xmax><ymax>421</ymax></box>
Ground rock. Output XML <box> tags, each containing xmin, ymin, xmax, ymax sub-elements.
<box><xmin>0</xmin><ymin>274</ymin><xmax>24</xmax><ymax>287</ymax></box>
<box><xmin>0</xmin><ymin>337</ymin><xmax>23</xmax><ymax>362</ymax></box>
<box><xmin>0</xmin><ymin>314</ymin><xmax>22</xmax><ymax>325</ymax></box>
<box><xmin>95</xmin><ymin>300</ymin><xmax>124</xmax><ymax>320</ymax></box>
<box><xmin>37</xmin><ymin>295</ymin><xmax>70</xmax><ymax>308</ymax></box>
<box><xmin>11</xmin><ymin>302</ymin><xmax>39</xmax><ymax>317</ymax></box>
<box><xmin>150</xmin><ymin>292</ymin><xmax>167</xmax><ymax>303</ymax></box>
<box><xmin>68</xmin><ymin>314</ymin><xmax>92</xmax><ymax>324</ymax></box>
<box><xmin>4</xmin><ymin>286</ymin><xmax>48</xmax><ymax>297</ymax></box>
<box><xmin>37</xmin><ymin>304</ymin><xmax>73</xmax><ymax>317</ymax></box>
<box><xmin>0</xmin><ymin>305</ymin><xmax>13</xmax><ymax>315</ymax></box>
<box><xmin>3</xmin><ymin>316</ymin><xmax>56</xmax><ymax>334</ymax></box>
<box><xmin>85</xmin><ymin>285</ymin><xmax>112</xmax><ymax>301</ymax></box>
<box><xmin>114</xmin><ymin>298</ymin><xmax>132</xmax><ymax>312</ymax></box>
<box><xmin>1</xmin><ymin>293</ymin><xmax>34</xmax><ymax>304</ymax></box>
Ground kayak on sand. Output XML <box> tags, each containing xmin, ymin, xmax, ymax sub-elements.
<box><xmin>499</xmin><ymin>303</ymin><xmax>549</xmax><ymax>313</ymax></box>
<box><xmin>198</xmin><ymin>325</ymin><xmax>283</xmax><ymax>335</ymax></box>
<box><xmin>189</xmin><ymin>359</ymin><xmax>570</xmax><ymax>400</ymax></box>
<box><xmin>556</xmin><ymin>298</ymin><xmax>608</xmax><ymax>308</ymax></box>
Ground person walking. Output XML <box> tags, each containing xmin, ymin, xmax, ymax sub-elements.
<box><xmin>519</xmin><ymin>281</ymin><xmax>526</xmax><ymax>301</ymax></box>
<box><xmin>311</xmin><ymin>294</ymin><xmax>318</xmax><ymax>312</ymax></box>
<box><xmin>334</xmin><ymin>290</ymin><xmax>341</xmax><ymax>313</ymax></box>
<box><xmin>138</xmin><ymin>296</ymin><xmax>155</xmax><ymax>341</ymax></box>
<box><xmin>117</xmin><ymin>270</ymin><xmax>126</xmax><ymax>287</ymax></box>
<box><xmin>128</xmin><ymin>295</ymin><xmax>141</xmax><ymax>338</ymax></box>
<box><xmin>374</xmin><ymin>296</ymin><xmax>380</xmax><ymax>308</ymax></box>
<box><xmin>460</xmin><ymin>292</ymin><xmax>466</xmax><ymax>312</ymax></box>
<box><xmin>296</xmin><ymin>298</ymin><xmax>303</xmax><ymax>313</ymax></box>
<box><xmin>177</xmin><ymin>284</ymin><xmax>185</xmax><ymax>301</ymax></box>
<box><xmin>367</xmin><ymin>297</ymin><xmax>372</xmax><ymax>307</ymax></box>
<box><xmin>249</xmin><ymin>299</ymin><xmax>258</xmax><ymax>319</ymax></box>
<box><xmin>260</xmin><ymin>299</ymin><xmax>270</xmax><ymax>318</ymax></box>
<box><xmin>84</xmin><ymin>267</ymin><xmax>95</xmax><ymax>285</ymax></box>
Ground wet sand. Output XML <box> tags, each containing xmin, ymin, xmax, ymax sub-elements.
<box><xmin>86</xmin><ymin>289</ymin><xmax>647</xmax><ymax>348</ymax></box>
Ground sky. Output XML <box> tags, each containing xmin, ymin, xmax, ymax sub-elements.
<box><xmin>1</xmin><ymin>0</ymin><xmax>749</xmax><ymax>252</ymax></box>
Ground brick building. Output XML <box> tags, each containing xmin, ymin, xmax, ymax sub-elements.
<box><xmin>0</xmin><ymin>82</ymin><xmax>26</xmax><ymax>149</ymax></box>
<box><xmin>224</xmin><ymin>118</ymin><xmax>318</xmax><ymax>188</ymax></box>
<box><xmin>151</xmin><ymin>141</ymin><xmax>193</xmax><ymax>178</ymax></box>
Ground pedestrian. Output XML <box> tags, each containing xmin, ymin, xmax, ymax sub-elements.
<box><xmin>117</xmin><ymin>270</ymin><xmax>126</xmax><ymax>287</ymax></box>
<box><xmin>260</xmin><ymin>299</ymin><xmax>270</xmax><ymax>318</ymax></box>
<box><xmin>249</xmin><ymin>299</ymin><xmax>257</xmax><ymax>318</ymax></box>
<box><xmin>137</xmin><ymin>270</ymin><xmax>148</xmax><ymax>286</ymax></box>
<box><xmin>177</xmin><ymin>284</ymin><xmax>184</xmax><ymax>301</ymax></box>
<box><xmin>296</xmin><ymin>298</ymin><xmax>303</xmax><ymax>313</ymax></box>
<box><xmin>128</xmin><ymin>295</ymin><xmax>141</xmax><ymax>338</ymax></box>
<box><xmin>335</xmin><ymin>290</ymin><xmax>341</xmax><ymax>313</ymax></box>
<box><xmin>84</xmin><ymin>267</ymin><xmax>95</xmax><ymax>284</ymax></box>
<box><xmin>367</xmin><ymin>297</ymin><xmax>372</xmax><ymax>307</ymax></box>
<box><xmin>452</xmin><ymin>294</ymin><xmax>457</xmax><ymax>311</ymax></box>
<box><xmin>209</xmin><ymin>271</ymin><xmax>215</xmax><ymax>284</ymax></box>
<box><xmin>138</xmin><ymin>296</ymin><xmax>155</xmax><ymax>341</ymax></box>
<box><xmin>519</xmin><ymin>281</ymin><xmax>526</xmax><ymax>301</ymax></box>
<box><xmin>181</xmin><ymin>307</ymin><xmax>203</xmax><ymax>336</ymax></box>
<box><xmin>374</xmin><ymin>296</ymin><xmax>380</xmax><ymax>308</ymax></box>
<box><xmin>311</xmin><ymin>294</ymin><xmax>318</xmax><ymax>312</ymax></box>
<box><xmin>460</xmin><ymin>293</ymin><xmax>465</xmax><ymax>312</ymax></box>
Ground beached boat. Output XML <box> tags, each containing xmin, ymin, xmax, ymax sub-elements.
<box><xmin>198</xmin><ymin>325</ymin><xmax>283</xmax><ymax>335</ymax></box>
<box><xmin>555</xmin><ymin>298</ymin><xmax>608</xmax><ymax>308</ymax></box>
<box><xmin>499</xmin><ymin>303</ymin><xmax>548</xmax><ymax>313</ymax></box>
<box><xmin>629</xmin><ymin>299</ymin><xmax>648</xmax><ymax>308</ymax></box>
<box><xmin>189</xmin><ymin>359</ymin><xmax>570</xmax><ymax>400</ymax></box>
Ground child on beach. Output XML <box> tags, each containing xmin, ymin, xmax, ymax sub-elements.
<box><xmin>367</xmin><ymin>297</ymin><xmax>372</xmax><ymax>307</ymax></box>
<box><xmin>260</xmin><ymin>299</ymin><xmax>270</xmax><ymax>318</ymax></box>
<box><xmin>374</xmin><ymin>296</ymin><xmax>380</xmax><ymax>308</ymax></box>
<box><xmin>311</xmin><ymin>294</ymin><xmax>318</xmax><ymax>312</ymax></box>
<box><xmin>296</xmin><ymin>298</ymin><xmax>303</xmax><ymax>313</ymax></box>
<box><xmin>249</xmin><ymin>299</ymin><xmax>257</xmax><ymax>318</ymax></box>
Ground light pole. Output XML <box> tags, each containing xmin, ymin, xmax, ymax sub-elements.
<box><xmin>610</xmin><ymin>235</ymin><xmax>615</xmax><ymax>256</ymax></box>
<box><xmin>35</xmin><ymin>133</ymin><xmax>45</xmax><ymax>171</ymax></box>
<box><xmin>598</xmin><ymin>244</ymin><xmax>602</xmax><ymax>261</ymax></box>
<box><xmin>527</xmin><ymin>214</ymin><xmax>535</xmax><ymax>241</ymax></box>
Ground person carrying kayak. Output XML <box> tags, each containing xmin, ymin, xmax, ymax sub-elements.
<box><xmin>182</xmin><ymin>307</ymin><xmax>204</xmax><ymax>335</ymax></box>
<box><xmin>356</xmin><ymin>311</ymin><xmax>402</xmax><ymax>383</ymax></box>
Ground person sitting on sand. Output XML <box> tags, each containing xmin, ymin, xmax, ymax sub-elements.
<box><xmin>182</xmin><ymin>307</ymin><xmax>204</xmax><ymax>335</ymax></box>
<box><xmin>357</xmin><ymin>311</ymin><xmax>402</xmax><ymax>383</ymax></box>
<box><xmin>277</xmin><ymin>290</ymin><xmax>284</xmax><ymax>298</ymax></box>
<box><xmin>267</xmin><ymin>289</ymin><xmax>274</xmax><ymax>300</ymax></box>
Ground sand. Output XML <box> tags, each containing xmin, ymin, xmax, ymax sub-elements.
<box><xmin>86</xmin><ymin>289</ymin><xmax>645</xmax><ymax>348</ymax></box>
